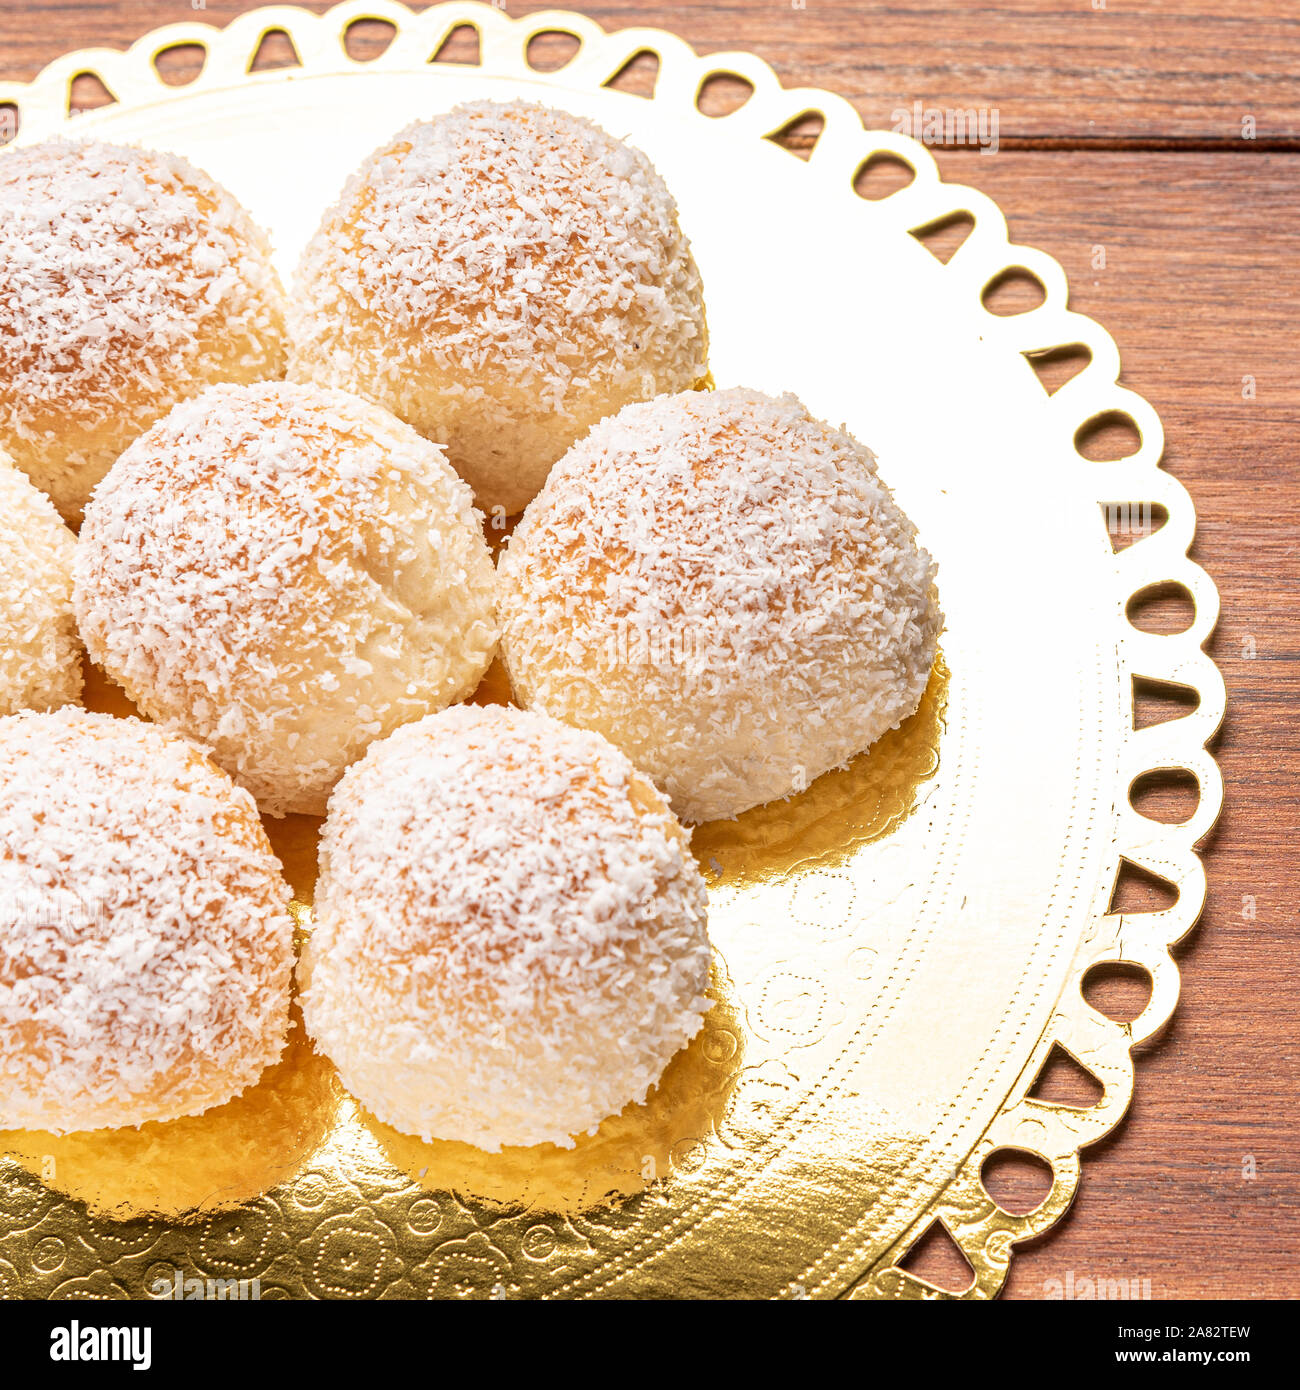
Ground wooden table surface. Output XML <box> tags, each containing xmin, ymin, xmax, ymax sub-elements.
<box><xmin>1</xmin><ymin>0</ymin><xmax>1296</xmax><ymax>1301</ymax></box>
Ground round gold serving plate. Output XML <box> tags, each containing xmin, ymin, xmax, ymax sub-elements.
<box><xmin>0</xmin><ymin>1</ymin><xmax>1224</xmax><ymax>1300</ymax></box>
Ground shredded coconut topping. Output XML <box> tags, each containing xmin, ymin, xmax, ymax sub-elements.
<box><xmin>299</xmin><ymin>704</ymin><xmax>712</xmax><ymax>1151</ymax></box>
<box><xmin>498</xmin><ymin>388</ymin><xmax>942</xmax><ymax>822</ymax></box>
<box><xmin>289</xmin><ymin>100</ymin><xmax>708</xmax><ymax>514</ymax></box>
<box><xmin>0</xmin><ymin>708</ymin><xmax>294</xmax><ymax>1133</ymax></box>
<box><xmin>0</xmin><ymin>137</ymin><xmax>286</xmax><ymax>520</ymax></box>
<box><xmin>0</xmin><ymin>452</ymin><xmax>81</xmax><ymax>715</ymax></box>
<box><xmin>74</xmin><ymin>381</ymin><xmax>499</xmax><ymax>817</ymax></box>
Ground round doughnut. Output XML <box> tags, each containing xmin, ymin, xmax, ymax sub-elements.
<box><xmin>74</xmin><ymin>381</ymin><xmax>498</xmax><ymax>817</ymax></box>
<box><xmin>0</xmin><ymin>450</ymin><xmax>81</xmax><ymax>715</ymax></box>
<box><xmin>0</xmin><ymin>708</ymin><xmax>295</xmax><ymax>1133</ymax></box>
<box><xmin>0</xmin><ymin>137</ymin><xmax>287</xmax><ymax>522</ymax></box>
<box><xmin>288</xmin><ymin>100</ymin><xmax>708</xmax><ymax>516</ymax></box>
<box><xmin>298</xmin><ymin>704</ymin><xmax>713</xmax><ymax>1152</ymax></box>
<box><xmin>497</xmin><ymin>387</ymin><xmax>942</xmax><ymax>823</ymax></box>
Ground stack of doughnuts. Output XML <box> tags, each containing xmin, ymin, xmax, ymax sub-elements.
<box><xmin>0</xmin><ymin>101</ymin><xmax>939</xmax><ymax>1151</ymax></box>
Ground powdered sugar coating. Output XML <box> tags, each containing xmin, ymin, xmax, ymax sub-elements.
<box><xmin>0</xmin><ymin>708</ymin><xmax>294</xmax><ymax>1133</ymax></box>
<box><xmin>289</xmin><ymin>100</ymin><xmax>708</xmax><ymax>516</ymax></box>
<box><xmin>74</xmin><ymin>381</ymin><xmax>499</xmax><ymax>817</ymax></box>
<box><xmin>498</xmin><ymin>388</ymin><xmax>942</xmax><ymax>822</ymax></box>
<box><xmin>0</xmin><ymin>451</ymin><xmax>82</xmax><ymax>714</ymax></box>
<box><xmin>0</xmin><ymin>137</ymin><xmax>287</xmax><ymax>521</ymax></box>
<box><xmin>299</xmin><ymin>704</ymin><xmax>712</xmax><ymax>1152</ymax></box>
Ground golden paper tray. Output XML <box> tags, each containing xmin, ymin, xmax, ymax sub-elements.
<box><xmin>0</xmin><ymin>0</ymin><xmax>1224</xmax><ymax>1300</ymax></box>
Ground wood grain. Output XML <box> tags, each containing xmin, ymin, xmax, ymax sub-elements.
<box><xmin>0</xmin><ymin>0</ymin><xmax>1296</xmax><ymax>1300</ymax></box>
<box><xmin>2</xmin><ymin>0</ymin><xmax>1300</xmax><ymax>144</ymax></box>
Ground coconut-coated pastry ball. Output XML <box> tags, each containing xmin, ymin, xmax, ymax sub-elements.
<box><xmin>0</xmin><ymin>709</ymin><xmax>295</xmax><ymax>1133</ymax></box>
<box><xmin>74</xmin><ymin>381</ymin><xmax>498</xmax><ymax>817</ymax></box>
<box><xmin>0</xmin><ymin>137</ymin><xmax>287</xmax><ymax>522</ymax></box>
<box><xmin>0</xmin><ymin>451</ymin><xmax>81</xmax><ymax>715</ymax></box>
<box><xmin>498</xmin><ymin>388</ymin><xmax>942</xmax><ymax>823</ymax></box>
<box><xmin>299</xmin><ymin>704</ymin><xmax>713</xmax><ymax>1152</ymax></box>
<box><xmin>289</xmin><ymin>100</ymin><xmax>708</xmax><ymax>517</ymax></box>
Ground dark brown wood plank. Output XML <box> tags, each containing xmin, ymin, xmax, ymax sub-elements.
<box><xmin>1</xmin><ymin>0</ymin><xmax>1299</xmax><ymax>145</ymax></box>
